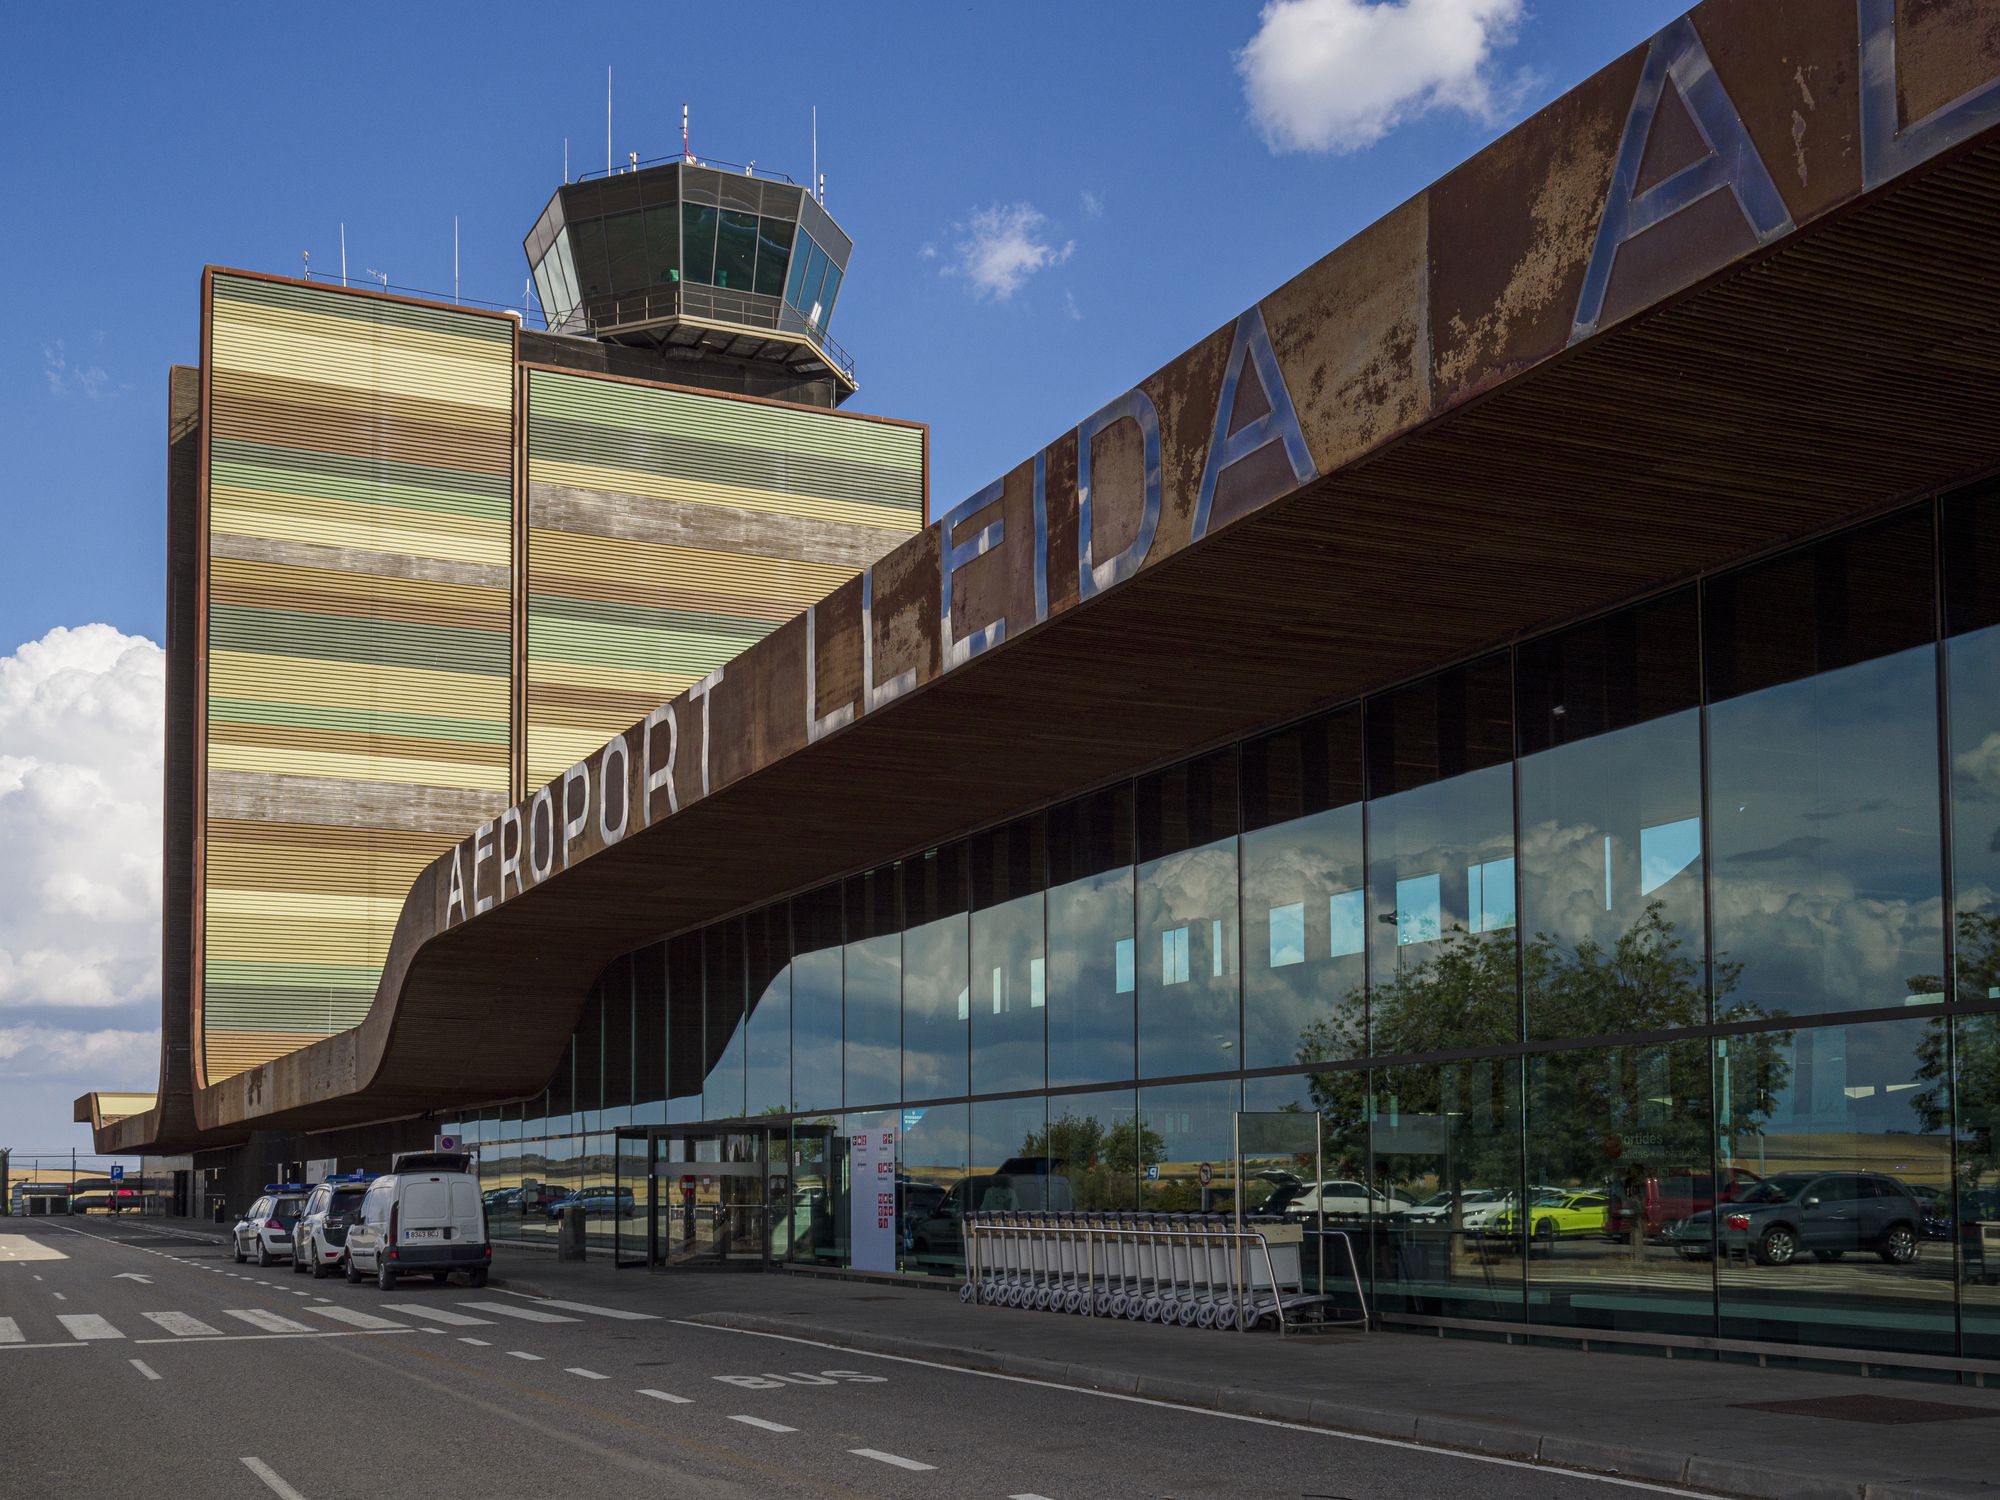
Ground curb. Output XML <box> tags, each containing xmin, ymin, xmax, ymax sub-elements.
<box><xmin>683</xmin><ymin>1311</ymin><xmax>1982</xmax><ymax>1500</ymax></box>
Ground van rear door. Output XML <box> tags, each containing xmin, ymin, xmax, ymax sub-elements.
<box><xmin>399</xmin><ymin>1177</ymin><xmax>453</xmax><ymax>1243</ymax></box>
<box><xmin>450</xmin><ymin>1178</ymin><xmax>486</xmax><ymax>1245</ymax></box>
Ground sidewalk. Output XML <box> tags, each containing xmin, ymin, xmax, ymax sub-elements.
<box><xmin>482</xmin><ymin>1248</ymin><xmax>2000</xmax><ymax>1500</ymax></box>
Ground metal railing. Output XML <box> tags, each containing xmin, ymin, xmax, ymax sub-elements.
<box><xmin>564</xmin><ymin>285</ymin><xmax>856</xmax><ymax>382</ymax></box>
<box><xmin>575</xmin><ymin>153</ymin><xmax>800</xmax><ymax>186</ymax></box>
<box><xmin>963</xmin><ymin>1211</ymin><xmax>1366</xmax><ymax>1336</ymax></box>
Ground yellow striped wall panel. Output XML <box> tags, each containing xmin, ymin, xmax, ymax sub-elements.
<box><xmin>524</xmin><ymin>369</ymin><xmax>925</xmax><ymax>784</ymax></box>
<box><xmin>201</xmin><ymin>274</ymin><xmax>515</xmax><ymax>1084</ymax></box>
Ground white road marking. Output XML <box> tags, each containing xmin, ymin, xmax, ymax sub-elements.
<box><xmin>850</xmin><ymin>1449</ymin><xmax>935</xmax><ymax>1472</ymax></box>
<box><xmin>129</xmin><ymin>1358</ymin><xmax>162</xmax><ymax>1381</ymax></box>
<box><xmin>131</xmin><ymin>1328</ymin><xmax>410</xmax><ymax>1346</ymax></box>
<box><xmin>50</xmin><ymin>1292</ymin><xmax>66</xmax><ymax>1302</ymax></box>
<box><xmin>638</xmin><ymin>1388</ymin><xmax>692</xmax><ymax>1404</ymax></box>
<box><xmin>142</xmin><ymin>1312</ymin><xmax>221</xmax><ymax>1337</ymax></box>
<box><xmin>381</xmin><ymin>1304</ymin><xmax>491</xmax><ymax>1326</ymax></box>
<box><xmin>241</xmin><ymin>1456</ymin><xmax>307</xmax><ymax>1500</ymax></box>
<box><xmin>672</xmin><ymin>1320</ymin><xmax>1727</xmax><ymax>1499</ymax></box>
<box><xmin>507</xmin><ymin>1350</ymin><xmax>543</xmax><ymax>1361</ymax></box>
<box><xmin>461</xmin><ymin>1301</ymin><xmax>579</xmax><ymax>1324</ymax></box>
<box><xmin>420</xmin><ymin>1326</ymin><xmax>443</xmax><ymax>1334</ymax></box>
<box><xmin>497</xmin><ymin>1292</ymin><xmax>657</xmax><ymax>1320</ymax></box>
<box><xmin>307</xmin><ymin>1306</ymin><xmax>407</xmax><ymax>1331</ymax></box>
<box><xmin>57</xmin><ymin>1314</ymin><xmax>123</xmax><ymax>1341</ymax></box>
<box><xmin>565</xmin><ymin>1367</ymin><xmax>608</xmax><ymax>1379</ymax></box>
<box><xmin>459</xmin><ymin>1337</ymin><xmax>490</xmax><ymax>1347</ymax></box>
<box><xmin>0</xmin><ymin>1342</ymin><xmax>87</xmax><ymax>1353</ymax></box>
<box><xmin>728</xmin><ymin>1415</ymin><xmax>797</xmax><ymax>1433</ymax></box>
<box><xmin>224</xmin><ymin>1309</ymin><xmax>314</xmax><ymax>1334</ymax></box>
<box><xmin>1009</xmin><ymin>1494</ymin><xmax>1058</xmax><ymax>1499</ymax></box>
<box><xmin>0</xmin><ymin>1318</ymin><xmax>21</xmax><ymax>1344</ymax></box>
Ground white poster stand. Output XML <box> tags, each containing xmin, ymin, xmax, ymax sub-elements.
<box><xmin>849</xmin><ymin>1125</ymin><xmax>899</xmax><ymax>1273</ymax></box>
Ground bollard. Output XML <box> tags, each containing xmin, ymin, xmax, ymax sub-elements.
<box><xmin>557</xmin><ymin>1203</ymin><xmax>586</xmax><ymax>1261</ymax></box>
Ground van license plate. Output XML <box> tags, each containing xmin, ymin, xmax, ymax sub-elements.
<box><xmin>405</xmin><ymin>1228</ymin><xmax>441</xmax><ymax>1239</ymax></box>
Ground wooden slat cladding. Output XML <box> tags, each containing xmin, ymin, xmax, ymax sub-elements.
<box><xmin>522</xmin><ymin>368</ymin><xmax>923</xmax><ymax>784</ymax></box>
<box><xmin>200</xmin><ymin>274</ymin><xmax>516</xmax><ymax>1084</ymax></box>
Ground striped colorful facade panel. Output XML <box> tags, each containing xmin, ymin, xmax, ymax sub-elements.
<box><xmin>523</xmin><ymin>370</ymin><xmax>924</xmax><ymax>785</ymax></box>
<box><xmin>203</xmin><ymin>275</ymin><xmax>515</xmax><ymax>1083</ymax></box>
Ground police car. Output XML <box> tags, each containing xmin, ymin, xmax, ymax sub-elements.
<box><xmin>230</xmin><ymin>1184</ymin><xmax>307</xmax><ymax>1266</ymax></box>
<box><xmin>290</xmin><ymin>1172</ymin><xmax>374</xmax><ymax>1279</ymax></box>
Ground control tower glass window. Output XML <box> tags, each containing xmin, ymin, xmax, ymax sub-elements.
<box><xmin>682</xmin><ymin>202</ymin><xmax>718</xmax><ymax>285</ymax></box>
<box><xmin>754</xmin><ymin>218</ymin><xmax>794</xmax><ymax>297</ymax></box>
<box><xmin>784</xmin><ymin>232</ymin><xmax>842</xmax><ymax>333</ymax></box>
<box><xmin>715</xmin><ymin>210</ymin><xmax>758</xmax><ymax>290</ymax></box>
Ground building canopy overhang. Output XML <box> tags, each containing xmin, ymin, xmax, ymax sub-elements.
<box><xmin>89</xmin><ymin>0</ymin><xmax>2000</xmax><ymax>1155</ymax></box>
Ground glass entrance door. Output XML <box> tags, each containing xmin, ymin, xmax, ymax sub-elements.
<box><xmin>613</xmin><ymin>1130</ymin><xmax>652</xmax><ymax>1268</ymax></box>
<box><xmin>654</xmin><ymin>1126</ymin><xmax>771</xmax><ymax>1269</ymax></box>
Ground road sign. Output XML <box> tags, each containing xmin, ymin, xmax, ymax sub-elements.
<box><xmin>109</xmin><ymin>1165</ymin><xmax>123</xmax><ymax>1183</ymax></box>
<box><xmin>434</xmin><ymin>1134</ymin><xmax>460</xmax><ymax>1153</ymax></box>
<box><xmin>1197</xmin><ymin>1162</ymin><xmax>1213</xmax><ymax>1187</ymax></box>
<box><xmin>1145</xmin><ymin>1165</ymin><xmax>1160</xmax><ymax>1180</ymax></box>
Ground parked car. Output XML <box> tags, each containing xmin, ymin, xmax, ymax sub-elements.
<box><xmin>343</xmin><ymin>1152</ymin><xmax>492</xmax><ymax>1289</ymax></box>
<box><xmin>562</xmin><ymin>1187</ymin><xmax>638</xmax><ymax>1219</ymax></box>
<box><xmin>291</xmin><ymin>1175</ymin><xmax>372</xmax><ymax>1279</ymax></box>
<box><xmin>1605</xmin><ymin>1167</ymin><xmax>1762</xmax><ymax>1240</ymax></box>
<box><xmin>1489</xmin><ymin>1191</ymin><xmax>1611</xmax><ymax>1242</ymax></box>
<box><xmin>908</xmin><ymin>1162</ymin><xmax>1075</xmax><ymax>1260</ymax></box>
<box><xmin>1284</xmin><ymin>1180</ymin><xmax>1413</xmax><ymax>1219</ymax></box>
<box><xmin>1403</xmin><ymin>1188</ymin><xmax>1501</xmax><ymax>1224</ymax></box>
<box><xmin>481</xmin><ymin>1187</ymin><xmax>523</xmax><ymax>1212</ymax></box>
<box><xmin>231</xmin><ymin>1187</ymin><xmax>306</xmax><ymax>1266</ymax></box>
<box><xmin>1683</xmin><ymin>1171</ymin><xmax>1924</xmax><ymax>1266</ymax></box>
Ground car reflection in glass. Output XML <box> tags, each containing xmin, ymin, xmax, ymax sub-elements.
<box><xmin>1672</xmin><ymin>1171</ymin><xmax>1924</xmax><ymax>1266</ymax></box>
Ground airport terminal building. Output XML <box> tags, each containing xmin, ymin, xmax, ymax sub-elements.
<box><xmin>81</xmin><ymin>1</ymin><xmax>2000</xmax><ymax>1376</ymax></box>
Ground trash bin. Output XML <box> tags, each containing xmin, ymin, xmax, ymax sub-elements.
<box><xmin>213</xmin><ymin>1200</ymin><xmax>227</xmax><ymax>1224</ymax></box>
<box><xmin>558</xmin><ymin>1203</ymin><xmax>586</xmax><ymax>1262</ymax></box>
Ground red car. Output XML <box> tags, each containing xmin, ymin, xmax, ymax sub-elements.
<box><xmin>1604</xmin><ymin>1167</ymin><xmax>1762</xmax><ymax>1240</ymax></box>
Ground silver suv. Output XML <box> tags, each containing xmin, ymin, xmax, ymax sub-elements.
<box><xmin>291</xmin><ymin>1177</ymin><xmax>372</xmax><ymax>1279</ymax></box>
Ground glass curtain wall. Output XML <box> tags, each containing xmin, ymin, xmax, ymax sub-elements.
<box><xmin>504</xmin><ymin>484</ymin><xmax>2000</xmax><ymax>1366</ymax></box>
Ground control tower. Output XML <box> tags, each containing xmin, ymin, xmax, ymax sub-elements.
<box><xmin>524</xmin><ymin>156</ymin><xmax>856</xmax><ymax>407</ymax></box>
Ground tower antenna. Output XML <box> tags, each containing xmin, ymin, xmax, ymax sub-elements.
<box><xmin>453</xmin><ymin>216</ymin><xmax>460</xmax><ymax>304</ymax></box>
<box><xmin>606</xmin><ymin>66</ymin><xmax>613</xmax><ymax>177</ymax></box>
<box><xmin>339</xmin><ymin>222</ymin><xmax>347</xmax><ymax>287</ymax></box>
<box><xmin>812</xmin><ymin>106</ymin><xmax>817</xmax><ymax>202</ymax></box>
<box><xmin>682</xmin><ymin>104</ymin><xmax>692</xmax><ymax>164</ymax></box>
<box><xmin>564</xmin><ymin>136</ymin><xmax>569</xmax><ymax>183</ymax></box>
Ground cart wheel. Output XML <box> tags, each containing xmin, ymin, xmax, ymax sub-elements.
<box><xmin>1125</xmin><ymin>1296</ymin><xmax>1145</xmax><ymax>1320</ymax></box>
<box><xmin>1196</xmin><ymin>1303</ymin><xmax>1217</xmax><ymax>1328</ymax></box>
<box><xmin>1108</xmin><ymin>1294</ymin><xmax>1128</xmax><ymax>1318</ymax></box>
<box><xmin>1177</xmin><ymin>1301</ymin><xmax>1199</xmax><ymax>1326</ymax></box>
<box><xmin>1095</xmin><ymin>1292</ymin><xmax>1113</xmax><ymax>1316</ymax></box>
<box><xmin>1141</xmin><ymin>1297</ymin><xmax>1162</xmax><ymax>1322</ymax></box>
<box><xmin>958</xmin><ymin>1282</ymin><xmax>976</xmax><ymax>1304</ymax></box>
<box><xmin>1215</xmin><ymin>1304</ymin><xmax>1238</xmax><ymax>1330</ymax></box>
<box><xmin>1066</xmin><ymin>1289</ymin><xmax>1085</xmax><ymax>1314</ymax></box>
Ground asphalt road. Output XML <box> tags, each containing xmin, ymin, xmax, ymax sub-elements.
<box><xmin>0</xmin><ymin>1217</ymin><xmax>1716</xmax><ymax>1500</ymax></box>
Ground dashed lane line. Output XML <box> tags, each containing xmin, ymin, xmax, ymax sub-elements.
<box><xmin>496</xmin><ymin>1291</ymin><xmax>657</xmax><ymax>1321</ymax></box>
<box><xmin>141</xmin><ymin>1312</ymin><xmax>221</xmax><ymax>1337</ymax></box>
<box><xmin>129</xmin><ymin>1359</ymin><xmax>162</xmax><ymax>1381</ymax></box>
<box><xmin>850</xmin><ymin>1449</ymin><xmax>936</xmax><ymax>1472</ymax></box>
<box><xmin>224</xmin><ymin>1310</ymin><xmax>315</xmax><ymax>1334</ymax></box>
<box><xmin>242</xmin><ymin>1456</ymin><xmax>308</xmax><ymax>1500</ymax></box>
<box><xmin>459</xmin><ymin>1338</ymin><xmax>491</xmax><ymax>1347</ymax></box>
<box><xmin>638</xmin><ymin>1389</ymin><xmax>693</xmax><ymax>1404</ymax></box>
<box><xmin>56</xmin><ymin>1314</ymin><xmax>122</xmax><ymax>1340</ymax></box>
<box><xmin>507</xmin><ymin>1350</ymin><xmax>544</xmax><ymax>1361</ymax></box>
<box><xmin>565</xmin><ymin>1367</ymin><xmax>609</xmax><ymax>1380</ymax></box>
<box><xmin>381</xmin><ymin>1304</ymin><xmax>491</xmax><ymax>1326</ymax></box>
<box><xmin>728</xmin><ymin>1415</ymin><xmax>796</xmax><ymax>1434</ymax></box>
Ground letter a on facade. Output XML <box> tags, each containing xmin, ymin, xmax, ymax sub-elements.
<box><xmin>1571</xmin><ymin>16</ymin><xmax>1793</xmax><ymax>343</ymax></box>
<box><xmin>1190</xmin><ymin>306</ymin><xmax>1317</xmax><ymax>544</ymax></box>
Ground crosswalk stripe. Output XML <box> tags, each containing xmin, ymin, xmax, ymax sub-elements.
<box><xmin>460</xmin><ymin>1301</ymin><xmax>580</xmax><ymax>1324</ymax></box>
<box><xmin>224</xmin><ymin>1309</ymin><xmax>313</xmax><ymax>1334</ymax></box>
<box><xmin>309</xmin><ymin>1307</ymin><xmax>408</xmax><ymax>1331</ymax></box>
<box><xmin>142</xmin><ymin>1312</ymin><xmax>222</xmax><ymax>1337</ymax></box>
<box><xmin>58</xmin><ymin>1314</ymin><xmax>123</xmax><ymax>1341</ymax></box>
<box><xmin>380</xmin><ymin>1305</ymin><xmax>492</xmax><ymax>1326</ymax></box>
<box><xmin>0</xmin><ymin>1318</ymin><xmax>21</xmax><ymax>1344</ymax></box>
<box><xmin>515</xmin><ymin>1297</ymin><xmax>657</xmax><ymax>1321</ymax></box>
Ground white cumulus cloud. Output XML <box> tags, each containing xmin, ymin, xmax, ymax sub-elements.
<box><xmin>943</xmin><ymin>203</ymin><xmax>1075</xmax><ymax>301</ymax></box>
<box><xmin>1238</xmin><ymin>0</ymin><xmax>1528</xmax><ymax>155</ymax></box>
<box><xmin>0</xmin><ymin>625</ymin><xmax>163</xmax><ymax>1026</ymax></box>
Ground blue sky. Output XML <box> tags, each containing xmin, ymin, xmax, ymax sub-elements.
<box><xmin>0</xmin><ymin>0</ymin><xmax>1690</xmax><ymax>1153</ymax></box>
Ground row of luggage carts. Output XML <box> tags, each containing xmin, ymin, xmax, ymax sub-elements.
<box><xmin>961</xmin><ymin>1210</ymin><xmax>1366</xmax><ymax>1335</ymax></box>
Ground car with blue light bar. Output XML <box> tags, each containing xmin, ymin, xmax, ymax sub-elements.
<box><xmin>291</xmin><ymin>1172</ymin><xmax>375</xmax><ymax>1279</ymax></box>
<box><xmin>231</xmin><ymin>1185</ymin><xmax>307</xmax><ymax>1266</ymax></box>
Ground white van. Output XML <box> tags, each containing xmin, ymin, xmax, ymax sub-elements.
<box><xmin>343</xmin><ymin>1151</ymin><xmax>491</xmax><ymax>1290</ymax></box>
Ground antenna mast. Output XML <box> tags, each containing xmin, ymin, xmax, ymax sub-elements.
<box><xmin>453</xmin><ymin>216</ymin><xmax>460</xmax><ymax>304</ymax></box>
<box><xmin>682</xmin><ymin>104</ymin><xmax>692</xmax><ymax>163</ymax></box>
<box><xmin>339</xmin><ymin>223</ymin><xmax>347</xmax><ymax>287</ymax></box>
<box><xmin>812</xmin><ymin>106</ymin><xmax>817</xmax><ymax>203</ymax></box>
<box><xmin>606</xmin><ymin>67</ymin><xmax>613</xmax><ymax>176</ymax></box>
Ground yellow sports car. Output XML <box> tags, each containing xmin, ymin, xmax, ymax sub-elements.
<box><xmin>1488</xmin><ymin>1191</ymin><xmax>1611</xmax><ymax>1242</ymax></box>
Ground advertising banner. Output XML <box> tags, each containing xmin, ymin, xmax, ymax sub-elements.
<box><xmin>849</xmin><ymin>1126</ymin><xmax>899</xmax><ymax>1273</ymax></box>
